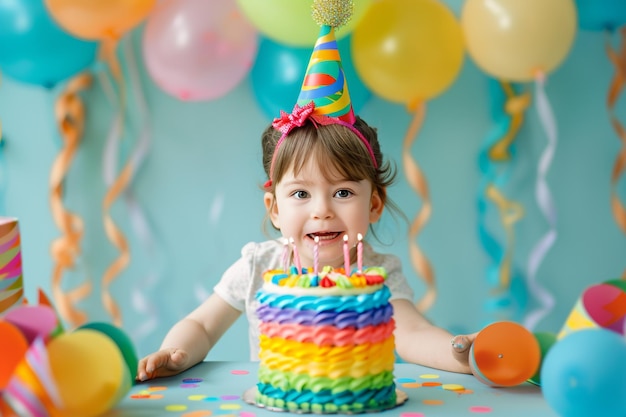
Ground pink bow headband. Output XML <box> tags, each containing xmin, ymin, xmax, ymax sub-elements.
<box><xmin>264</xmin><ymin>102</ymin><xmax>378</xmax><ymax>188</ymax></box>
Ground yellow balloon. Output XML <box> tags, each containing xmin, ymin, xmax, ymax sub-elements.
<box><xmin>236</xmin><ymin>0</ymin><xmax>373</xmax><ymax>47</ymax></box>
<box><xmin>461</xmin><ymin>0</ymin><xmax>577</xmax><ymax>82</ymax></box>
<box><xmin>47</xmin><ymin>329</ymin><xmax>130</xmax><ymax>417</ymax></box>
<box><xmin>44</xmin><ymin>0</ymin><xmax>156</xmax><ymax>41</ymax></box>
<box><xmin>352</xmin><ymin>0</ymin><xmax>464</xmax><ymax>105</ymax></box>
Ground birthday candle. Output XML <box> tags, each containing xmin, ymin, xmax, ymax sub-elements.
<box><xmin>313</xmin><ymin>235</ymin><xmax>320</xmax><ymax>276</ymax></box>
<box><xmin>290</xmin><ymin>237</ymin><xmax>302</xmax><ymax>274</ymax></box>
<box><xmin>343</xmin><ymin>234</ymin><xmax>351</xmax><ymax>274</ymax></box>
<box><xmin>357</xmin><ymin>233</ymin><xmax>363</xmax><ymax>273</ymax></box>
<box><xmin>281</xmin><ymin>237</ymin><xmax>289</xmax><ymax>272</ymax></box>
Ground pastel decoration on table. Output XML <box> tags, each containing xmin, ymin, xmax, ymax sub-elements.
<box><xmin>79</xmin><ymin>321</ymin><xmax>140</xmax><ymax>385</ymax></box>
<box><xmin>528</xmin><ymin>331</ymin><xmax>557</xmax><ymax>386</ymax></box>
<box><xmin>46</xmin><ymin>328</ymin><xmax>132</xmax><ymax>417</ymax></box>
<box><xmin>557</xmin><ymin>282</ymin><xmax>626</xmax><ymax>339</ymax></box>
<box><xmin>3</xmin><ymin>305</ymin><xmax>60</xmax><ymax>344</ymax></box>
<box><xmin>352</xmin><ymin>0</ymin><xmax>464</xmax><ymax>313</ymax></box>
<box><xmin>0</xmin><ymin>321</ymin><xmax>28</xmax><ymax>390</ymax></box>
<box><xmin>236</xmin><ymin>0</ymin><xmax>373</xmax><ymax>47</ymax></box>
<box><xmin>143</xmin><ymin>0</ymin><xmax>258</xmax><ymax>102</ymax></box>
<box><xmin>0</xmin><ymin>217</ymin><xmax>23</xmax><ymax>314</ymax></box>
<box><xmin>541</xmin><ymin>328</ymin><xmax>626</xmax><ymax>417</ymax></box>
<box><xmin>0</xmin><ymin>0</ymin><xmax>97</xmax><ymax>88</ymax></box>
<box><xmin>469</xmin><ymin>321</ymin><xmax>541</xmax><ymax>387</ymax></box>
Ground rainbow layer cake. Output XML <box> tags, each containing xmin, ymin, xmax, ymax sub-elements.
<box><xmin>254</xmin><ymin>265</ymin><xmax>399</xmax><ymax>413</ymax></box>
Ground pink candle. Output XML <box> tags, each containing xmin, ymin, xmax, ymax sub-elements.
<box><xmin>281</xmin><ymin>237</ymin><xmax>289</xmax><ymax>272</ymax></box>
<box><xmin>313</xmin><ymin>236</ymin><xmax>320</xmax><ymax>276</ymax></box>
<box><xmin>343</xmin><ymin>234</ymin><xmax>351</xmax><ymax>274</ymax></box>
<box><xmin>290</xmin><ymin>237</ymin><xmax>301</xmax><ymax>273</ymax></box>
<box><xmin>357</xmin><ymin>233</ymin><xmax>363</xmax><ymax>273</ymax></box>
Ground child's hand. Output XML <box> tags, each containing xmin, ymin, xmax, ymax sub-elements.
<box><xmin>136</xmin><ymin>348</ymin><xmax>190</xmax><ymax>382</ymax></box>
<box><xmin>450</xmin><ymin>333</ymin><xmax>477</xmax><ymax>370</ymax></box>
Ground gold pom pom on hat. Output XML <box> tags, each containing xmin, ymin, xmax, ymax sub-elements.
<box><xmin>312</xmin><ymin>0</ymin><xmax>354</xmax><ymax>28</ymax></box>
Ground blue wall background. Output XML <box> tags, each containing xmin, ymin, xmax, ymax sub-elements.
<box><xmin>1</xmin><ymin>0</ymin><xmax>625</xmax><ymax>360</ymax></box>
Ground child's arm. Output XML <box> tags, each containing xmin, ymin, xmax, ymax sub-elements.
<box><xmin>391</xmin><ymin>299</ymin><xmax>476</xmax><ymax>374</ymax></box>
<box><xmin>137</xmin><ymin>293</ymin><xmax>241</xmax><ymax>381</ymax></box>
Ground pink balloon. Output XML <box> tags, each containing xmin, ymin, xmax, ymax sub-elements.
<box><xmin>143</xmin><ymin>0</ymin><xmax>258</xmax><ymax>101</ymax></box>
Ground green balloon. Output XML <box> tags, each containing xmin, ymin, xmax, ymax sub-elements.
<box><xmin>528</xmin><ymin>331</ymin><xmax>558</xmax><ymax>386</ymax></box>
<box><xmin>79</xmin><ymin>322</ymin><xmax>139</xmax><ymax>385</ymax></box>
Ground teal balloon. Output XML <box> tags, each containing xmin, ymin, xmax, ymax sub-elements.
<box><xmin>250</xmin><ymin>35</ymin><xmax>370</xmax><ymax>121</ymax></box>
<box><xmin>541</xmin><ymin>329</ymin><xmax>626</xmax><ymax>417</ymax></box>
<box><xmin>79</xmin><ymin>322</ymin><xmax>139</xmax><ymax>385</ymax></box>
<box><xmin>0</xmin><ymin>0</ymin><xmax>97</xmax><ymax>88</ymax></box>
<box><xmin>575</xmin><ymin>0</ymin><xmax>626</xmax><ymax>31</ymax></box>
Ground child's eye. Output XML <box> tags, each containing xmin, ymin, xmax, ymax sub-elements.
<box><xmin>334</xmin><ymin>189</ymin><xmax>352</xmax><ymax>199</ymax></box>
<box><xmin>292</xmin><ymin>190</ymin><xmax>309</xmax><ymax>199</ymax></box>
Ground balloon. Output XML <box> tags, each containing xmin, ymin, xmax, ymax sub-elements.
<box><xmin>461</xmin><ymin>0</ymin><xmax>577</xmax><ymax>82</ymax></box>
<box><xmin>44</xmin><ymin>0</ymin><xmax>155</xmax><ymax>40</ymax></box>
<box><xmin>251</xmin><ymin>36</ymin><xmax>370</xmax><ymax>120</ymax></box>
<box><xmin>0</xmin><ymin>321</ymin><xmax>28</xmax><ymax>390</ymax></box>
<box><xmin>236</xmin><ymin>0</ymin><xmax>373</xmax><ymax>47</ymax></box>
<box><xmin>47</xmin><ymin>329</ymin><xmax>131</xmax><ymax>417</ymax></box>
<box><xmin>541</xmin><ymin>329</ymin><xmax>626</xmax><ymax>417</ymax></box>
<box><xmin>0</xmin><ymin>0</ymin><xmax>97</xmax><ymax>88</ymax></box>
<box><xmin>351</xmin><ymin>0</ymin><xmax>464</xmax><ymax>105</ymax></box>
<box><xmin>575</xmin><ymin>0</ymin><xmax>626</xmax><ymax>31</ymax></box>
<box><xmin>79</xmin><ymin>322</ymin><xmax>139</xmax><ymax>385</ymax></box>
<box><xmin>143</xmin><ymin>0</ymin><xmax>258</xmax><ymax>101</ymax></box>
<box><xmin>528</xmin><ymin>331</ymin><xmax>557</xmax><ymax>386</ymax></box>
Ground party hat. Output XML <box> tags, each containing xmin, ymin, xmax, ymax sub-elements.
<box><xmin>296</xmin><ymin>0</ymin><xmax>355</xmax><ymax>124</ymax></box>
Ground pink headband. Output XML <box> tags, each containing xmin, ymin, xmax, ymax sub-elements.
<box><xmin>264</xmin><ymin>102</ymin><xmax>378</xmax><ymax>188</ymax></box>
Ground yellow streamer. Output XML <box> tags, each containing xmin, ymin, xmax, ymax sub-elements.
<box><xmin>403</xmin><ymin>101</ymin><xmax>435</xmax><ymax>312</ymax></box>
<box><xmin>606</xmin><ymin>28</ymin><xmax>626</xmax><ymax>279</ymax></box>
<box><xmin>50</xmin><ymin>73</ymin><xmax>93</xmax><ymax>329</ymax></box>
<box><xmin>488</xmin><ymin>81</ymin><xmax>529</xmax><ymax>292</ymax></box>
<box><xmin>99</xmin><ymin>38</ymin><xmax>131</xmax><ymax>326</ymax></box>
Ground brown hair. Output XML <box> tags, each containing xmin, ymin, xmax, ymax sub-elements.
<box><xmin>260</xmin><ymin>116</ymin><xmax>403</xmax><ymax>237</ymax></box>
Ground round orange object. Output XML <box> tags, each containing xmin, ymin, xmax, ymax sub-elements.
<box><xmin>469</xmin><ymin>321</ymin><xmax>541</xmax><ymax>387</ymax></box>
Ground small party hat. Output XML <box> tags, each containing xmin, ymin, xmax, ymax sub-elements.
<box><xmin>296</xmin><ymin>0</ymin><xmax>355</xmax><ymax>124</ymax></box>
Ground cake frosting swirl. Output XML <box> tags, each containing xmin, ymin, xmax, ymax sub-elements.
<box><xmin>254</xmin><ymin>266</ymin><xmax>398</xmax><ymax>413</ymax></box>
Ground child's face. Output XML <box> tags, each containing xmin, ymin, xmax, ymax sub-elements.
<box><xmin>264</xmin><ymin>158</ymin><xmax>383</xmax><ymax>269</ymax></box>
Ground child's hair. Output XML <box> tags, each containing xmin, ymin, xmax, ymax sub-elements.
<box><xmin>260</xmin><ymin>115</ymin><xmax>404</xmax><ymax>239</ymax></box>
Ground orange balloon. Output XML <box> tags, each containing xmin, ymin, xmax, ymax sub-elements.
<box><xmin>352</xmin><ymin>0</ymin><xmax>464</xmax><ymax>105</ymax></box>
<box><xmin>44</xmin><ymin>0</ymin><xmax>156</xmax><ymax>40</ymax></box>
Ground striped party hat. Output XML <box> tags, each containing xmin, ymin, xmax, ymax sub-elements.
<box><xmin>296</xmin><ymin>0</ymin><xmax>355</xmax><ymax>124</ymax></box>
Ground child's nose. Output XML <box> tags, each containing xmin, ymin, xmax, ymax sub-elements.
<box><xmin>311</xmin><ymin>197</ymin><xmax>333</xmax><ymax>219</ymax></box>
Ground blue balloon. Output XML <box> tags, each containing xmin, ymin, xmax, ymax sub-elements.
<box><xmin>575</xmin><ymin>0</ymin><xmax>626</xmax><ymax>31</ymax></box>
<box><xmin>250</xmin><ymin>35</ymin><xmax>370</xmax><ymax>121</ymax></box>
<box><xmin>541</xmin><ymin>329</ymin><xmax>626</xmax><ymax>417</ymax></box>
<box><xmin>0</xmin><ymin>0</ymin><xmax>98</xmax><ymax>88</ymax></box>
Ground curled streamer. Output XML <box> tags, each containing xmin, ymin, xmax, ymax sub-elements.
<box><xmin>98</xmin><ymin>38</ymin><xmax>132</xmax><ymax>327</ymax></box>
<box><xmin>477</xmin><ymin>81</ymin><xmax>529</xmax><ymax>321</ymax></box>
<box><xmin>606</xmin><ymin>28</ymin><xmax>626</xmax><ymax>278</ymax></box>
<box><xmin>403</xmin><ymin>102</ymin><xmax>435</xmax><ymax>312</ymax></box>
<box><xmin>523</xmin><ymin>74</ymin><xmax>557</xmax><ymax>331</ymax></box>
<box><xmin>50</xmin><ymin>73</ymin><xmax>93</xmax><ymax>328</ymax></box>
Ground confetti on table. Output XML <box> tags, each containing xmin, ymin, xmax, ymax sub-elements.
<box><xmin>419</xmin><ymin>374</ymin><xmax>440</xmax><ymax>379</ymax></box>
<box><xmin>188</xmin><ymin>395</ymin><xmax>208</xmax><ymax>401</ymax></box>
<box><xmin>220</xmin><ymin>395</ymin><xmax>240</xmax><ymax>400</ymax></box>
<box><xmin>442</xmin><ymin>384</ymin><xmax>465</xmax><ymax>391</ymax></box>
<box><xmin>401</xmin><ymin>382</ymin><xmax>422</xmax><ymax>388</ymax></box>
<box><xmin>165</xmin><ymin>404</ymin><xmax>188</xmax><ymax>411</ymax></box>
<box><xmin>240</xmin><ymin>412</ymin><xmax>257</xmax><ymax>417</ymax></box>
<box><xmin>422</xmin><ymin>382</ymin><xmax>442</xmax><ymax>387</ymax></box>
<box><xmin>397</xmin><ymin>377</ymin><xmax>417</xmax><ymax>383</ymax></box>
<box><xmin>400</xmin><ymin>413</ymin><xmax>425</xmax><ymax>417</ymax></box>
<box><xmin>149</xmin><ymin>386</ymin><xmax>168</xmax><ymax>391</ymax></box>
<box><xmin>180</xmin><ymin>383</ymin><xmax>200</xmax><ymax>388</ymax></box>
<box><xmin>203</xmin><ymin>396</ymin><xmax>219</xmax><ymax>402</ymax></box>
<box><xmin>231</xmin><ymin>369</ymin><xmax>249</xmax><ymax>375</ymax></box>
<box><xmin>181</xmin><ymin>411</ymin><xmax>213</xmax><ymax>417</ymax></box>
<box><xmin>422</xmin><ymin>399</ymin><xmax>444</xmax><ymax>406</ymax></box>
<box><xmin>469</xmin><ymin>405</ymin><xmax>493</xmax><ymax>413</ymax></box>
<box><xmin>220</xmin><ymin>403</ymin><xmax>242</xmax><ymax>410</ymax></box>
<box><xmin>183</xmin><ymin>378</ymin><xmax>203</xmax><ymax>383</ymax></box>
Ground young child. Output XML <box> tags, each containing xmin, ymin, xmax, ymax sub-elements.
<box><xmin>137</xmin><ymin>3</ymin><xmax>477</xmax><ymax>383</ymax></box>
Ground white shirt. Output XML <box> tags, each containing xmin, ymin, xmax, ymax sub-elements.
<box><xmin>213</xmin><ymin>239</ymin><xmax>415</xmax><ymax>360</ymax></box>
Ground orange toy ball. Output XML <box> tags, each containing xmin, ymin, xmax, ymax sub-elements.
<box><xmin>469</xmin><ymin>321</ymin><xmax>541</xmax><ymax>387</ymax></box>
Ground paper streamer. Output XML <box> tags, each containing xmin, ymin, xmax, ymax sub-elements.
<box><xmin>523</xmin><ymin>75</ymin><xmax>557</xmax><ymax>331</ymax></box>
<box><xmin>606</xmin><ymin>28</ymin><xmax>626</xmax><ymax>278</ymax></box>
<box><xmin>120</xmin><ymin>36</ymin><xmax>161</xmax><ymax>344</ymax></box>
<box><xmin>403</xmin><ymin>102</ymin><xmax>435</xmax><ymax>312</ymax></box>
<box><xmin>98</xmin><ymin>38</ymin><xmax>133</xmax><ymax>327</ymax></box>
<box><xmin>477</xmin><ymin>80</ymin><xmax>529</xmax><ymax>321</ymax></box>
<box><xmin>50</xmin><ymin>73</ymin><xmax>93</xmax><ymax>328</ymax></box>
